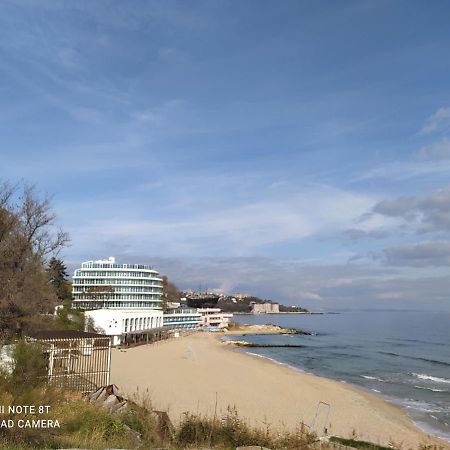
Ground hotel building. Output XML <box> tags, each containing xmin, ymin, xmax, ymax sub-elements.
<box><xmin>72</xmin><ymin>257</ymin><xmax>163</xmax><ymax>310</ymax></box>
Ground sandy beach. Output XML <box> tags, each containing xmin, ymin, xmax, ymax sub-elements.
<box><xmin>111</xmin><ymin>332</ymin><xmax>449</xmax><ymax>449</ymax></box>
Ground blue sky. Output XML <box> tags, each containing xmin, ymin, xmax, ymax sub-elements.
<box><xmin>2</xmin><ymin>0</ymin><xmax>450</xmax><ymax>310</ymax></box>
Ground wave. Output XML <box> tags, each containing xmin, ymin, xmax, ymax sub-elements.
<box><xmin>379</xmin><ymin>352</ymin><xmax>450</xmax><ymax>367</ymax></box>
<box><xmin>411</xmin><ymin>373</ymin><xmax>450</xmax><ymax>384</ymax></box>
<box><xmin>414</xmin><ymin>385</ymin><xmax>447</xmax><ymax>393</ymax></box>
<box><xmin>387</xmin><ymin>337</ymin><xmax>447</xmax><ymax>347</ymax></box>
<box><xmin>244</xmin><ymin>352</ymin><xmax>307</xmax><ymax>374</ymax></box>
<box><xmin>413</xmin><ymin>357</ymin><xmax>450</xmax><ymax>367</ymax></box>
<box><xmin>361</xmin><ymin>375</ymin><xmax>385</xmax><ymax>382</ymax></box>
<box><xmin>379</xmin><ymin>351</ymin><xmax>399</xmax><ymax>357</ymax></box>
<box><xmin>401</xmin><ymin>399</ymin><xmax>446</xmax><ymax>413</ymax></box>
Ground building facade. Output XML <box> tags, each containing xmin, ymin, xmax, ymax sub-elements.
<box><xmin>84</xmin><ymin>309</ymin><xmax>164</xmax><ymax>346</ymax></box>
<box><xmin>250</xmin><ymin>302</ymin><xmax>280</xmax><ymax>314</ymax></box>
<box><xmin>72</xmin><ymin>257</ymin><xmax>163</xmax><ymax>310</ymax></box>
<box><xmin>163</xmin><ymin>308</ymin><xmax>202</xmax><ymax>330</ymax></box>
<box><xmin>197</xmin><ymin>308</ymin><xmax>233</xmax><ymax>329</ymax></box>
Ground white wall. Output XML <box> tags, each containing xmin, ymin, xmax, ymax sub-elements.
<box><xmin>85</xmin><ymin>309</ymin><xmax>163</xmax><ymax>342</ymax></box>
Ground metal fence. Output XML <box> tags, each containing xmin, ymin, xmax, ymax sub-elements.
<box><xmin>29</xmin><ymin>332</ymin><xmax>112</xmax><ymax>392</ymax></box>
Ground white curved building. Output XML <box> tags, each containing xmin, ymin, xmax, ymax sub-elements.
<box><xmin>72</xmin><ymin>257</ymin><xmax>163</xmax><ymax>310</ymax></box>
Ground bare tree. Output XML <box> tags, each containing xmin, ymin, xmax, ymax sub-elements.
<box><xmin>0</xmin><ymin>181</ymin><xmax>69</xmax><ymax>339</ymax></box>
<box><xmin>161</xmin><ymin>275</ymin><xmax>180</xmax><ymax>312</ymax></box>
<box><xmin>18</xmin><ymin>185</ymin><xmax>69</xmax><ymax>259</ymax></box>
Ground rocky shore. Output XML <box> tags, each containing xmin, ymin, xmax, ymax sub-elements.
<box><xmin>225</xmin><ymin>323</ymin><xmax>312</xmax><ymax>335</ymax></box>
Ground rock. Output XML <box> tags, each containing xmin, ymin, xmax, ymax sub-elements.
<box><xmin>86</xmin><ymin>384</ymin><xmax>128</xmax><ymax>415</ymax></box>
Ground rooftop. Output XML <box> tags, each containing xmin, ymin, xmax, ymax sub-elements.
<box><xmin>28</xmin><ymin>330</ymin><xmax>110</xmax><ymax>340</ymax></box>
<box><xmin>79</xmin><ymin>257</ymin><xmax>157</xmax><ymax>271</ymax></box>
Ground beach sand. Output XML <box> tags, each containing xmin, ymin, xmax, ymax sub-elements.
<box><xmin>111</xmin><ymin>332</ymin><xmax>449</xmax><ymax>449</ymax></box>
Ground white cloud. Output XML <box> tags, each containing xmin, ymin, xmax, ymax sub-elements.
<box><xmin>356</xmin><ymin>160</ymin><xmax>450</xmax><ymax>181</ymax></box>
<box><xmin>421</xmin><ymin>106</ymin><xmax>450</xmax><ymax>134</ymax></box>
<box><xmin>298</xmin><ymin>291</ymin><xmax>323</xmax><ymax>301</ymax></box>
<box><xmin>88</xmin><ymin>256</ymin><xmax>449</xmax><ymax>310</ymax></box>
<box><xmin>417</xmin><ymin>139</ymin><xmax>450</xmax><ymax>160</ymax></box>
<box><xmin>63</xmin><ymin>184</ymin><xmax>378</xmax><ymax>258</ymax></box>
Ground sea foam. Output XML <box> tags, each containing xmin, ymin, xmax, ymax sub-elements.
<box><xmin>411</xmin><ymin>373</ymin><xmax>450</xmax><ymax>384</ymax></box>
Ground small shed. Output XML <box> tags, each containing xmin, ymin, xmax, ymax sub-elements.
<box><xmin>28</xmin><ymin>330</ymin><xmax>112</xmax><ymax>392</ymax></box>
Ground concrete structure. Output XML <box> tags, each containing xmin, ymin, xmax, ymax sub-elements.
<box><xmin>198</xmin><ymin>308</ymin><xmax>233</xmax><ymax>329</ymax></box>
<box><xmin>250</xmin><ymin>302</ymin><xmax>280</xmax><ymax>314</ymax></box>
<box><xmin>72</xmin><ymin>257</ymin><xmax>163</xmax><ymax>310</ymax></box>
<box><xmin>85</xmin><ymin>308</ymin><xmax>164</xmax><ymax>346</ymax></box>
<box><xmin>0</xmin><ymin>345</ymin><xmax>14</xmax><ymax>374</ymax></box>
<box><xmin>163</xmin><ymin>308</ymin><xmax>201</xmax><ymax>330</ymax></box>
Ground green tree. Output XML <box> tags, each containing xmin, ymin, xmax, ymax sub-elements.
<box><xmin>47</xmin><ymin>257</ymin><xmax>72</xmax><ymax>301</ymax></box>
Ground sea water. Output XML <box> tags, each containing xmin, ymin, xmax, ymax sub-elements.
<box><xmin>231</xmin><ymin>309</ymin><xmax>450</xmax><ymax>442</ymax></box>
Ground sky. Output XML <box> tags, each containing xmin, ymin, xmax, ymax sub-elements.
<box><xmin>1</xmin><ymin>0</ymin><xmax>450</xmax><ymax>311</ymax></box>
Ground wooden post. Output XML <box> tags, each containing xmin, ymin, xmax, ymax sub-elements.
<box><xmin>106</xmin><ymin>338</ymin><xmax>112</xmax><ymax>385</ymax></box>
<box><xmin>48</xmin><ymin>343</ymin><xmax>55</xmax><ymax>382</ymax></box>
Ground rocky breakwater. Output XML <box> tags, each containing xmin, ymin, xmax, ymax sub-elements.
<box><xmin>226</xmin><ymin>323</ymin><xmax>311</xmax><ymax>336</ymax></box>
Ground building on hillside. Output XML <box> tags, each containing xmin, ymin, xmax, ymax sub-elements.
<box><xmin>84</xmin><ymin>309</ymin><xmax>164</xmax><ymax>346</ymax></box>
<box><xmin>72</xmin><ymin>257</ymin><xmax>163</xmax><ymax>310</ymax></box>
<box><xmin>28</xmin><ymin>330</ymin><xmax>112</xmax><ymax>392</ymax></box>
<box><xmin>184</xmin><ymin>292</ymin><xmax>220</xmax><ymax>308</ymax></box>
<box><xmin>163</xmin><ymin>308</ymin><xmax>201</xmax><ymax>330</ymax></box>
<box><xmin>250</xmin><ymin>302</ymin><xmax>280</xmax><ymax>314</ymax></box>
<box><xmin>197</xmin><ymin>308</ymin><xmax>233</xmax><ymax>329</ymax></box>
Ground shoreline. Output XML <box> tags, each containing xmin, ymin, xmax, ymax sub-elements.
<box><xmin>226</xmin><ymin>325</ymin><xmax>450</xmax><ymax>445</ymax></box>
<box><xmin>234</xmin><ymin>343</ymin><xmax>450</xmax><ymax>444</ymax></box>
<box><xmin>232</xmin><ymin>311</ymin><xmax>325</xmax><ymax>315</ymax></box>
<box><xmin>111</xmin><ymin>332</ymin><xmax>450</xmax><ymax>449</ymax></box>
<box><xmin>222</xmin><ymin>333</ymin><xmax>450</xmax><ymax>446</ymax></box>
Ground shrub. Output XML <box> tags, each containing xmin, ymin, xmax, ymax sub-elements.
<box><xmin>10</xmin><ymin>340</ymin><xmax>48</xmax><ymax>389</ymax></box>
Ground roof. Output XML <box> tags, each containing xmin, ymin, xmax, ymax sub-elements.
<box><xmin>28</xmin><ymin>330</ymin><xmax>110</xmax><ymax>340</ymax></box>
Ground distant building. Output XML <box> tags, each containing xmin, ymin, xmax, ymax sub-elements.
<box><xmin>163</xmin><ymin>308</ymin><xmax>202</xmax><ymax>330</ymax></box>
<box><xmin>72</xmin><ymin>257</ymin><xmax>163</xmax><ymax>310</ymax></box>
<box><xmin>184</xmin><ymin>292</ymin><xmax>220</xmax><ymax>308</ymax></box>
<box><xmin>250</xmin><ymin>302</ymin><xmax>280</xmax><ymax>314</ymax></box>
<box><xmin>198</xmin><ymin>308</ymin><xmax>233</xmax><ymax>329</ymax></box>
<box><xmin>84</xmin><ymin>309</ymin><xmax>164</xmax><ymax>346</ymax></box>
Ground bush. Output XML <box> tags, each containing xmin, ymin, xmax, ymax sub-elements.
<box><xmin>10</xmin><ymin>340</ymin><xmax>48</xmax><ymax>389</ymax></box>
<box><xmin>175</xmin><ymin>406</ymin><xmax>315</xmax><ymax>449</ymax></box>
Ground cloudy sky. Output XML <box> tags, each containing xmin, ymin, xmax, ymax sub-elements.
<box><xmin>2</xmin><ymin>0</ymin><xmax>450</xmax><ymax>310</ymax></box>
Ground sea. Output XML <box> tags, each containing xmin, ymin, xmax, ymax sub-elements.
<box><xmin>230</xmin><ymin>309</ymin><xmax>450</xmax><ymax>442</ymax></box>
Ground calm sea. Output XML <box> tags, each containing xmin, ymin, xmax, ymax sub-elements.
<box><xmin>230</xmin><ymin>310</ymin><xmax>450</xmax><ymax>442</ymax></box>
